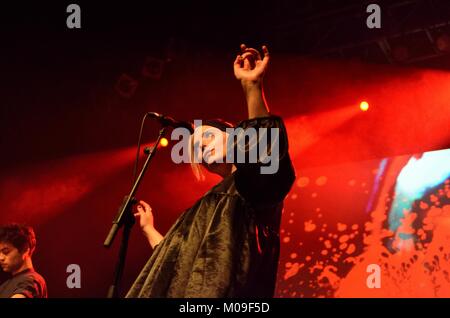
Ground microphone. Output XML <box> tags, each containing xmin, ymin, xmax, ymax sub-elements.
<box><xmin>147</xmin><ymin>112</ymin><xmax>194</xmax><ymax>134</ymax></box>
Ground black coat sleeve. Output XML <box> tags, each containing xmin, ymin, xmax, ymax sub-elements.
<box><xmin>233</xmin><ymin>115</ymin><xmax>296</xmax><ymax>207</ymax></box>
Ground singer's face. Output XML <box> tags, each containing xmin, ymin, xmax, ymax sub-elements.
<box><xmin>193</xmin><ymin>125</ymin><xmax>229</xmax><ymax>171</ymax></box>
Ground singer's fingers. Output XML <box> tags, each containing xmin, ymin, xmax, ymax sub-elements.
<box><xmin>240</xmin><ymin>52</ymin><xmax>255</xmax><ymax>70</ymax></box>
<box><xmin>139</xmin><ymin>200</ymin><xmax>152</xmax><ymax>212</ymax></box>
<box><xmin>240</xmin><ymin>43</ymin><xmax>247</xmax><ymax>52</ymax></box>
<box><xmin>259</xmin><ymin>45</ymin><xmax>270</xmax><ymax>69</ymax></box>
<box><xmin>240</xmin><ymin>52</ymin><xmax>254</xmax><ymax>60</ymax></box>
<box><xmin>242</xmin><ymin>48</ymin><xmax>261</xmax><ymax>61</ymax></box>
<box><xmin>243</xmin><ymin>57</ymin><xmax>251</xmax><ymax>70</ymax></box>
<box><xmin>233</xmin><ymin>55</ymin><xmax>242</xmax><ymax>66</ymax></box>
<box><xmin>133</xmin><ymin>212</ymin><xmax>140</xmax><ymax>217</ymax></box>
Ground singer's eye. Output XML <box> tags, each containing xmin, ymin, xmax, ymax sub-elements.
<box><xmin>204</xmin><ymin>131</ymin><xmax>217</xmax><ymax>142</ymax></box>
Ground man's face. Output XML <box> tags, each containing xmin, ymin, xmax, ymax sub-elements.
<box><xmin>0</xmin><ymin>242</ymin><xmax>25</xmax><ymax>274</ymax></box>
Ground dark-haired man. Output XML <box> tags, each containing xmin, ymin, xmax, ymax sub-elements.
<box><xmin>0</xmin><ymin>224</ymin><xmax>47</xmax><ymax>298</ymax></box>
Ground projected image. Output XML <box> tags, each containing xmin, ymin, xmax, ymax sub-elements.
<box><xmin>276</xmin><ymin>148</ymin><xmax>450</xmax><ymax>297</ymax></box>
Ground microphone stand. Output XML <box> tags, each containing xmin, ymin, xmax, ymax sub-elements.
<box><xmin>103</xmin><ymin>126</ymin><xmax>167</xmax><ymax>298</ymax></box>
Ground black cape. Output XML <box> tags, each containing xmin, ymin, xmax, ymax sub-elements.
<box><xmin>126</xmin><ymin>115</ymin><xmax>295</xmax><ymax>297</ymax></box>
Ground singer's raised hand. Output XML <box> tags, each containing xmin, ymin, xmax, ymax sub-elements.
<box><xmin>233</xmin><ymin>44</ymin><xmax>270</xmax><ymax>118</ymax></box>
<box><xmin>233</xmin><ymin>44</ymin><xmax>269</xmax><ymax>84</ymax></box>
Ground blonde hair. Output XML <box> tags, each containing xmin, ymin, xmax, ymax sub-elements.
<box><xmin>188</xmin><ymin>130</ymin><xmax>206</xmax><ymax>181</ymax></box>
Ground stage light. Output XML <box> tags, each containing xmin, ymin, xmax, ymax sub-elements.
<box><xmin>395</xmin><ymin>149</ymin><xmax>450</xmax><ymax>198</ymax></box>
<box><xmin>159</xmin><ymin>138</ymin><xmax>169</xmax><ymax>147</ymax></box>
<box><xmin>360</xmin><ymin>101</ymin><xmax>369</xmax><ymax>111</ymax></box>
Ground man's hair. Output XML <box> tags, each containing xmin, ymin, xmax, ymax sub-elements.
<box><xmin>0</xmin><ymin>224</ymin><xmax>36</xmax><ymax>256</ymax></box>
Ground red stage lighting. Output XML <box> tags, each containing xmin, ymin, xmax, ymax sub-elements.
<box><xmin>159</xmin><ymin>137</ymin><xmax>169</xmax><ymax>148</ymax></box>
<box><xmin>360</xmin><ymin>101</ymin><xmax>369</xmax><ymax>111</ymax></box>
